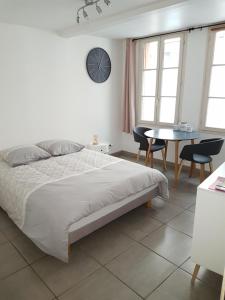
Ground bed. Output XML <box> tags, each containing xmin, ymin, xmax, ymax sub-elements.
<box><xmin>0</xmin><ymin>148</ymin><xmax>168</xmax><ymax>262</ymax></box>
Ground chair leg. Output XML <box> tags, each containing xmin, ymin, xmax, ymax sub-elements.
<box><xmin>161</xmin><ymin>149</ymin><xmax>167</xmax><ymax>171</ymax></box>
<box><xmin>137</xmin><ymin>150</ymin><xmax>141</xmax><ymax>161</ymax></box>
<box><xmin>176</xmin><ymin>160</ymin><xmax>183</xmax><ymax>187</ymax></box>
<box><xmin>145</xmin><ymin>150</ymin><xmax>149</xmax><ymax>165</ymax></box>
<box><xmin>200</xmin><ymin>164</ymin><xmax>205</xmax><ymax>183</ymax></box>
<box><xmin>189</xmin><ymin>162</ymin><xmax>195</xmax><ymax>178</ymax></box>
<box><xmin>209</xmin><ymin>161</ymin><xmax>213</xmax><ymax>174</ymax></box>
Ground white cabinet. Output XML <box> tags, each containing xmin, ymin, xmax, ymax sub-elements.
<box><xmin>192</xmin><ymin>162</ymin><xmax>225</xmax><ymax>276</ymax></box>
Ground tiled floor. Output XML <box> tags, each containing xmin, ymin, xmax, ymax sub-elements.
<box><xmin>0</xmin><ymin>154</ymin><xmax>222</xmax><ymax>300</ymax></box>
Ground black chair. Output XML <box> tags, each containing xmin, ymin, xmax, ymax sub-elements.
<box><xmin>133</xmin><ymin>127</ymin><xmax>167</xmax><ymax>170</ymax></box>
<box><xmin>176</xmin><ymin>138</ymin><xmax>224</xmax><ymax>184</ymax></box>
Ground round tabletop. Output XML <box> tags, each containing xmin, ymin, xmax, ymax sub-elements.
<box><xmin>144</xmin><ymin>128</ymin><xmax>200</xmax><ymax>141</ymax></box>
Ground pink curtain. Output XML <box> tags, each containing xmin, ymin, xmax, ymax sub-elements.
<box><xmin>123</xmin><ymin>39</ymin><xmax>136</xmax><ymax>134</ymax></box>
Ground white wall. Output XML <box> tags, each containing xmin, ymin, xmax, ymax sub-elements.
<box><xmin>122</xmin><ymin>29</ymin><xmax>225</xmax><ymax>169</ymax></box>
<box><xmin>0</xmin><ymin>23</ymin><xmax>123</xmax><ymax>152</ymax></box>
<box><xmin>1</xmin><ymin>23</ymin><xmax>224</xmax><ymax>167</ymax></box>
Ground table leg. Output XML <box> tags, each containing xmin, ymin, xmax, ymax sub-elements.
<box><xmin>174</xmin><ymin>140</ymin><xmax>180</xmax><ymax>183</ymax></box>
<box><xmin>165</xmin><ymin>140</ymin><xmax>168</xmax><ymax>160</ymax></box>
<box><xmin>189</xmin><ymin>139</ymin><xmax>196</xmax><ymax>177</ymax></box>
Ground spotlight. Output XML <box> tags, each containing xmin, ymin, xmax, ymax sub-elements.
<box><xmin>76</xmin><ymin>15</ymin><xmax>80</xmax><ymax>23</ymax></box>
<box><xmin>104</xmin><ymin>0</ymin><xmax>111</xmax><ymax>6</ymax></box>
<box><xmin>96</xmin><ymin>4</ymin><xmax>102</xmax><ymax>14</ymax></box>
<box><xmin>83</xmin><ymin>9</ymin><xmax>88</xmax><ymax>18</ymax></box>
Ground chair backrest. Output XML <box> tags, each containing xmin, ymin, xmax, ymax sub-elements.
<box><xmin>180</xmin><ymin>138</ymin><xmax>224</xmax><ymax>161</ymax></box>
<box><xmin>200</xmin><ymin>138</ymin><xmax>224</xmax><ymax>156</ymax></box>
<box><xmin>133</xmin><ymin>127</ymin><xmax>150</xmax><ymax>150</ymax></box>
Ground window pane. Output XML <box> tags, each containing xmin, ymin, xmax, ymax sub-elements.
<box><xmin>161</xmin><ymin>69</ymin><xmax>178</xmax><ymax>96</ymax></box>
<box><xmin>209</xmin><ymin>66</ymin><xmax>225</xmax><ymax>97</ymax></box>
<box><xmin>142</xmin><ymin>70</ymin><xmax>157</xmax><ymax>96</ymax></box>
<box><xmin>159</xmin><ymin>97</ymin><xmax>176</xmax><ymax>123</ymax></box>
<box><xmin>163</xmin><ymin>37</ymin><xmax>180</xmax><ymax>68</ymax></box>
<box><xmin>206</xmin><ymin>98</ymin><xmax>225</xmax><ymax>129</ymax></box>
<box><xmin>141</xmin><ymin>97</ymin><xmax>155</xmax><ymax>121</ymax></box>
<box><xmin>213</xmin><ymin>30</ymin><xmax>225</xmax><ymax>65</ymax></box>
<box><xmin>144</xmin><ymin>41</ymin><xmax>158</xmax><ymax>69</ymax></box>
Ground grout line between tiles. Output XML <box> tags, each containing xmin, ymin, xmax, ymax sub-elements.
<box><xmin>29</xmin><ymin>263</ymin><xmax>58</xmax><ymax>298</ymax></box>
<box><xmin>103</xmin><ymin>264</ymin><xmax>146</xmax><ymax>299</ymax></box>
<box><xmin>166</xmin><ymin>223</ymin><xmax>193</xmax><ymax>238</ymax></box>
<box><xmin>144</xmin><ymin>264</ymin><xmax>180</xmax><ymax>299</ymax></box>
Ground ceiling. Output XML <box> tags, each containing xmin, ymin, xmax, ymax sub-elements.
<box><xmin>0</xmin><ymin>0</ymin><xmax>225</xmax><ymax>39</ymax></box>
<box><xmin>96</xmin><ymin>0</ymin><xmax>225</xmax><ymax>39</ymax></box>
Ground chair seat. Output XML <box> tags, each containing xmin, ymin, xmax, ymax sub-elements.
<box><xmin>140</xmin><ymin>144</ymin><xmax>165</xmax><ymax>152</ymax></box>
<box><xmin>193</xmin><ymin>154</ymin><xmax>212</xmax><ymax>164</ymax></box>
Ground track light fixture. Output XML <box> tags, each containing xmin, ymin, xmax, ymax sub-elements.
<box><xmin>96</xmin><ymin>3</ymin><xmax>102</xmax><ymax>14</ymax></box>
<box><xmin>76</xmin><ymin>0</ymin><xmax>111</xmax><ymax>24</ymax></box>
<box><xmin>83</xmin><ymin>9</ymin><xmax>88</xmax><ymax>18</ymax></box>
<box><xmin>104</xmin><ymin>0</ymin><xmax>111</xmax><ymax>6</ymax></box>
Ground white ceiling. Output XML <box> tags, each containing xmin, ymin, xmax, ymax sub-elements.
<box><xmin>0</xmin><ymin>0</ymin><xmax>225</xmax><ymax>39</ymax></box>
<box><xmin>96</xmin><ymin>0</ymin><xmax>225</xmax><ymax>39</ymax></box>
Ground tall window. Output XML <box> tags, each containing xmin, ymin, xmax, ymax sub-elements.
<box><xmin>203</xmin><ymin>29</ymin><xmax>225</xmax><ymax>131</ymax></box>
<box><xmin>138</xmin><ymin>33</ymin><xmax>184</xmax><ymax>125</ymax></box>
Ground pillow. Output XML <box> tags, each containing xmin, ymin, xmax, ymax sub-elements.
<box><xmin>37</xmin><ymin>139</ymin><xmax>84</xmax><ymax>156</ymax></box>
<box><xmin>1</xmin><ymin>145</ymin><xmax>51</xmax><ymax>167</ymax></box>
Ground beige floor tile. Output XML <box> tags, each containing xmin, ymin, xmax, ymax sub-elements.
<box><xmin>0</xmin><ymin>209</ymin><xmax>12</xmax><ymax>229</ymax></box>
<box><xmin>0</xmin><ymin>231</ymin><xmax>7</xmax><ymax>245</ymax></box>
<box><xmin>0</xmin><ymin>242</ymin><xmax>27</xmax><ymax>279</ymax></box>
<box><xmin>106</xmin><ymin>243</ymin><xmax>176</xmax><ymax>298</ymax></box>
<box><xmin>146</xmin><ymin>201</ymin><xmax>184</xmax><ymax>223</ymax></box>
<box><xmin>181</xmin><ymin>258</ymin><xmax>223</xmax><ymax>292</ymax></box>
<box><xmin>77</xmin><ymin>225</ymin><xmax>135</xmax><ymax>265</ymax></box>
<box><xmin>59</xmin><ymin>268</ymin><xmax>141</xmax><ymax>300</ymax></box>
<box><xmin>32</xmin><ymin>247</ymin><xmax>100</xmax><ymax>296</ymax></box>
<box><xmin>3</xmin><ymin>224</ymin><xmax>23</xmax><ymax>240</ymax></box>
<box><xmin>12</xmin><ymin>234</ymin><xmax>46</xmax><ymax>264</ymax></box>
<box><xmin>168</xmin><ymin>210</ymin><xmax>194</xmax><ymax>237</ymax></box>
<box><xmin>188</xmin><ymin>203</ymin><xmax>196</xmax><ymax>213</ymax></box>
<box><xmin>114</xmin><ymin>208</ymin><xmax>163</xmax><ymax>241</ymax></box>
<box><xmin>146</xmin><ymin>269</ymin><xmax>220</xmax><ymax>300</ymax></box>
<box><xmin>169</xmin><ymin>189</ymin><xmax>196</xmax><ymax>209</ymax></box>
<box><xmin>141</xmin><ymin>226</ymin><xmax>192</xmax><ymax>266</ymax></box>
<box><xmin>0</xmin><ymin>266</ymin><xmax>54</xmax><ymax>300</ymax></box>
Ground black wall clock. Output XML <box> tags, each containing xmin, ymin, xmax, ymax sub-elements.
<box><xmin>86</xmin><ymin>48</ymin><xmax>111</xmax><ymax>83</ymax></box>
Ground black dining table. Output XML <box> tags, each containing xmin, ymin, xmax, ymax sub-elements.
<box><xmin>144</xmin><ymin>128</ymin><xmax>200</xmax><ymax>182</ymax></box>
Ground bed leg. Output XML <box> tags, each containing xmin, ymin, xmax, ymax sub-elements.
<box><xmin>145</xmin><ymin>197</ymin><xmax>152</xmax><ymax>208</ymax></box>
<box><xmin>68</xmin><ymin>244</ymin><xmax>72</xmax><ymax>256</ymax></box>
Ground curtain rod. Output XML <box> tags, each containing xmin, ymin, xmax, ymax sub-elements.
<box><xmin>132</xmin><ymin>21</ymin><xmax>225</xmax><ymax>41</ymax></box>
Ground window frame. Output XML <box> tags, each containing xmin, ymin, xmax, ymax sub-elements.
<box><xmin>137</xmin><ymin>32</ymin><xmax>185</xmax><ymax>126</ymax></box>
<box><xmin>201</xmin><ymin>28</ymin><xmax>225</xmax><ymax>133</ymax></box>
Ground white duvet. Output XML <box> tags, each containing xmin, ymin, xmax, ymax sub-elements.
<box><xmin>0</xmin><ymin>149</ymin><xmax>168</xmax><ymax>262</ymax></box>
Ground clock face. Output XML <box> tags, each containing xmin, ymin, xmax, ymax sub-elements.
<box><xmin>86</xmin><ymin>48</ymin><xmax>111</xmax><ymax>83</ymax></box>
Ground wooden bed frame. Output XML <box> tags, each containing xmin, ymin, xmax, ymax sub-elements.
<box><xmin>67</xmin><ymin>188</ymin><xmax>154</xmax><ymax>256</ymax></box>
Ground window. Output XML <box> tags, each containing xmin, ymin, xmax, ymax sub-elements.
<box><xmin>203</xmin><ymin>29</ymin><xmax>225</xmax><ymax>131</ymax></box>
<box><xmin>138</xmin><ymin>33</ymin><xmax>184</xmax><ymax>125</ymax></box>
